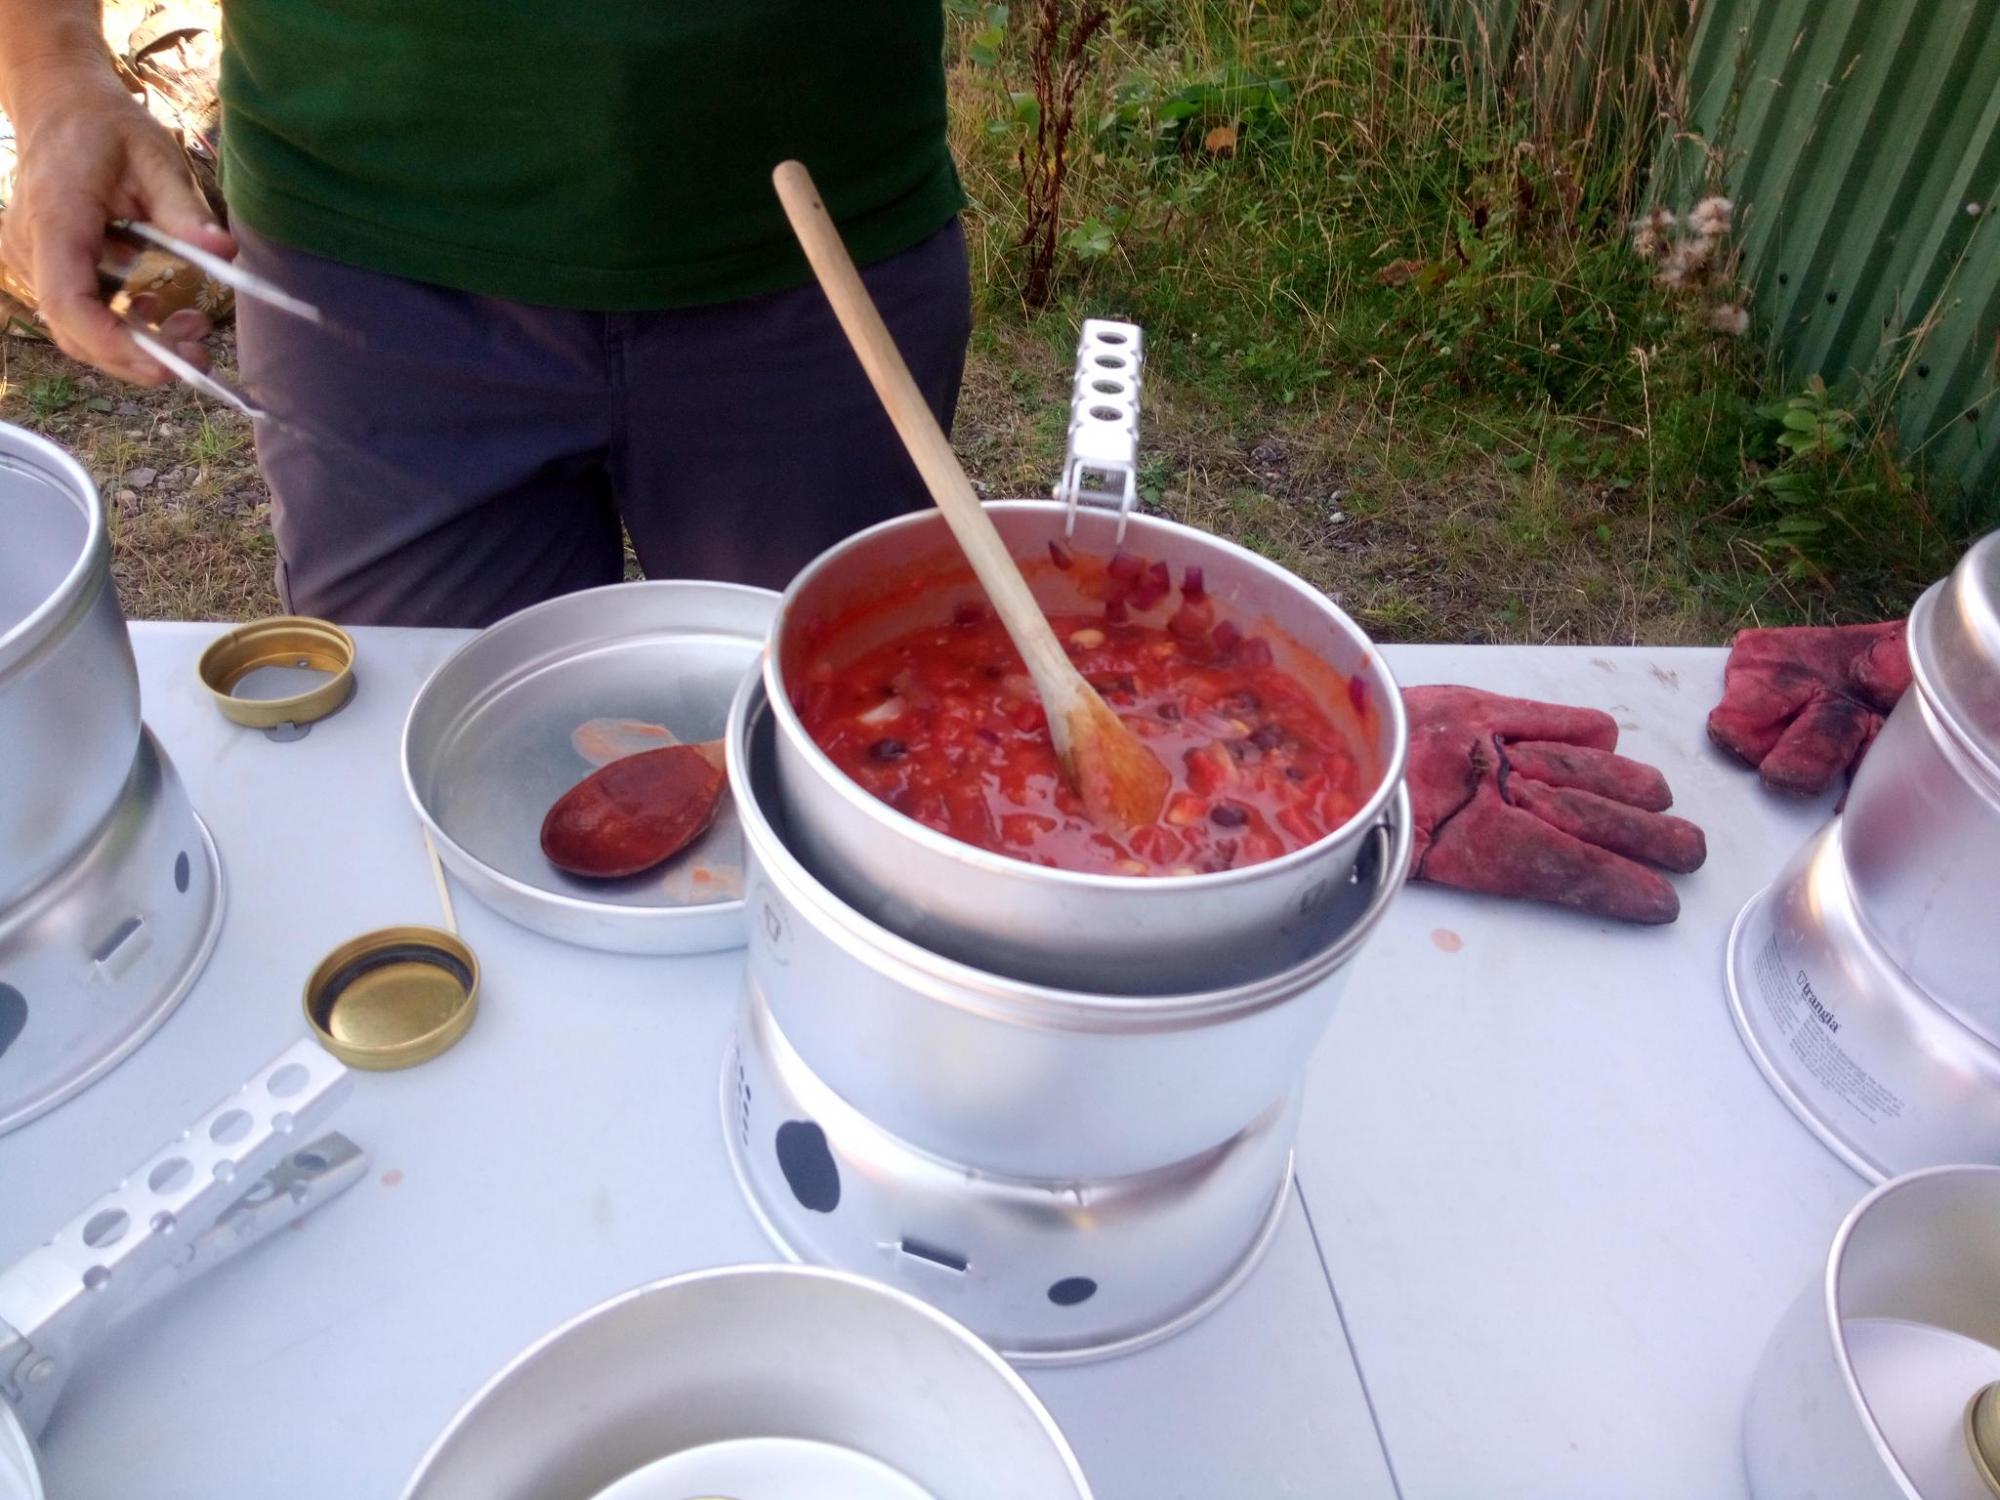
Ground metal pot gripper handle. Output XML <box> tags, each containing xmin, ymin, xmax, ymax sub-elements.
<box><xmin>0</xmin><ymin>1039</ymin><xmax>363</xmax><ymax>1440</ymax></box>
<box><xmin>1055</xmin><ymin>318</ymin><xmax>1144</xmax><ymax>540</ymax></box>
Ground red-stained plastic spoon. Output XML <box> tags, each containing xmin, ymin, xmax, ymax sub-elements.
<box><xmin>541</xmin><ymin>741</ymin><xmax>726</xmax><ymax>879</ymax></box>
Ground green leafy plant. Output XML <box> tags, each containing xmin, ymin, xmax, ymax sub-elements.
<box><xmin>1098</xmin><ymin>68</ymin><xmax>1293</xmax><ymax>158</ymax></box>
<box><xmin>1062</xmin><ymin>214</ymin><xmax>1119</xmax><ymax>261</ymax></box>
<box><xmin>1744</xmin><ymin>376</ymin><xmax>1954</xmax><ymax>606</ymax></box>
<box><xmin>24</xmin><ymin>375</ymin><xmax>77</xmax><ymax>419</ymax></box>
<box><xmin>949</xmin><ymin>0</ymin><xmax>1012</xmax><ymax>69</ymax></box>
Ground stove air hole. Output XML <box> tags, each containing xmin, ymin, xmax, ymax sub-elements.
<box><xmin>1048</xmin><ymin>1276</ymin><xmax>1098</xmax><ymax>1306</ymax></box>
<box><xmin>0</xmin><ymin>984</ymin><xmax>24</xmax><ymax>1060</ymax></box>
<box><xmin>92</xmin><ymin>915</ymin><xmax>144</xmax><ymax>965</ymax></box>
<box><xmin>174</xmin><ymin>851</ymin><xmax>191</xmax><ymax>893</ymax></box>
<box><xmin>776</xmin><ymin>1120</ymin><xmax>840</xmax><ymax>1213</ymax></box>
<box><xmin>898</xmin><ymin>1238</ymin><xmax>969</xmax><ymax>1274</ymax></box>
<box><xmin>210</xmin><ymin>1108</ymin><xmax>252</xmax><ymax>1145</ymax></box>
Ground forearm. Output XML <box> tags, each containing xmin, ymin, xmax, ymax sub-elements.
<box><xmin>0</xmin><ymin>0</ymin><xmax>120</xmax><ymax>122</ymax></box>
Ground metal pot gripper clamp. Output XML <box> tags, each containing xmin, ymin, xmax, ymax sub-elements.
<box><xmin>0</xmin><ymin>1041</ymin><xmax>365</xmax><ymax>1497</ymax></box>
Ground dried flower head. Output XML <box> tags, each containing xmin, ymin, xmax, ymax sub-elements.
<box><xmin>1656</xmin><ymin>237</ymin><xmax>1711</xmax><ymax>291</ymax></box>
<box><xmin>1687</xmin><ymin>195</ymin><xmax>1734</xmax><ymax>238</ymax></box>
<box><xmin>1706</xmin><ymin>303</ymin><xmax>1750</xmax><ymax>336</ymax></box>
<box><xmin>1630</xmin><ymin>206</ymin><xmax>1678</xmax><ymax>260</ymax></box>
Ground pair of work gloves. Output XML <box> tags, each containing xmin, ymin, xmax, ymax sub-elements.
<box><xmin>1408</xmin><ymin>621</ymin><xmax>1910</xmax><ymax>924</ymax></box>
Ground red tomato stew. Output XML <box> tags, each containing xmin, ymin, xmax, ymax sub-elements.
<box><xmin>793</xmin><ymin>551</ymin><xmax>1375</xmax><ymax>877</ymax></box>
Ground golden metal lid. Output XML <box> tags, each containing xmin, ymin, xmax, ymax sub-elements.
<box><xmin>304</xmin><ymin>926</ymin><xmax>478</xmax><ymax>1070</ymax></box>
<box><xmin>198</xmin><ymin>616</ymin><xmax>356</xmax><ymax>729</ymax></box>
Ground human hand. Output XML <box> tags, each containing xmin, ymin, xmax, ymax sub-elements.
<box><xmin>1706</xmin><ymin>621</ymin><xmax>1911</xmax><ymax>796</ymax></box>
<box><xmin>1</xmin><ymin>58</ymin><xmax>234</xmax><ymax>384</ymax></box>
<box><xmin>1405</xmin><ymin>685</ymin><xmax>1707</xmax><ymax>924</ymax></box>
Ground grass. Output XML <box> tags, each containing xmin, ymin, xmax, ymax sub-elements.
<box><xmin>0</xmin><ymin>0</ymin><xmax>1971</xmax><ymax>638</ymax></box>
<box><xmin>1</xmin><ymin>336</ymin><xmax>281</xmax><ymax>621</ymax></box>
<box><xmin>942</xmin><ymin>0</ymin><xmax>1970</xmax><ymax>639</ymax></box>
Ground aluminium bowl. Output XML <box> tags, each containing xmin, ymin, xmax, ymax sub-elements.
<box><xmin>403</xmin><ymin>580</ymin><xmax>775</xmax><ymax>956</ymax></box>
<box><xmin>1745</xmin><ymin>1165</ymin><xmax>2000</xmax><ymax>1500</ymax></box>
<box><xmin>401</xmin><ymin>1263</ymin><xmax>1093</xmax><ymax>1500</ymax></box>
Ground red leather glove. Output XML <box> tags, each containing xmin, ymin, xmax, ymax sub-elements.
<box><xmin>1706</xmin><ymin>622</ymin><xmax>1911</xmax><ymax>796</ymax></box>
<box><xmin>1405</xmin><ymin>686</ymin><xmax>1707</xmax><ymax>924</ymax></box>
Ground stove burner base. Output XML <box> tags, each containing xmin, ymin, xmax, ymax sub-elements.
<box><xmin>0</xmin><ymin>729</ymin><xmax>223</xmax><ymax>1134</ymax></box>
<box><xmin>722</xmin><ymin>977</ymin><xmax>1295</xmax><ymax>1365</ymax></box>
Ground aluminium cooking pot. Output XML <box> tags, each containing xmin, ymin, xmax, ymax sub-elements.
<box><xmin>0</xmin><ymin>423</ymin><xmax>142</xmax><ymax>911</ymax></box>
<box><xmin>732</xmin><ymin>674</ymin><xmax>1411</xmax><ymax>1180</ymax></box>
<box><xmin>1745</xmin><ymin>1165</ymin><xmax>2000</xmax><ymax>1500</ymax></box>
<box><xmin>764</xmin><ymin>500</ymin><xmax>1407</xmax><ymax>995</ymax></box>
<box><xmin>402</xmin><ymin>1264</ymin><xmax>1093</xmax><ymax>1500</ymax></box>
<box><xmin>1840</xmin><ymin>528</ymin><xmax>2000</xmax><ymax>1040</ymax></box>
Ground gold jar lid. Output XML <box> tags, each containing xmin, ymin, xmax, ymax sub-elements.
<box><xmin>304</xmin><ymin>926</ymin><xmax>478</xmax><ymax>1070</ymax></box>
<box><xmin>198</xmin><ymin>615</ymin><xmax>356</xmax><ymax>729</ymax></box>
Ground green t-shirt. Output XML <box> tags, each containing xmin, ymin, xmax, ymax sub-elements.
<box><xmin>219</xmin><ymin>1</ymin><xmax>964</xmax><ymax>309</ymax></box>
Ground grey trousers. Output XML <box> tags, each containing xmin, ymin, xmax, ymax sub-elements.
<box><xmin>234</xmin><ymin>220</ymin><xmax>972</xmax><ymax>627</ymax></box>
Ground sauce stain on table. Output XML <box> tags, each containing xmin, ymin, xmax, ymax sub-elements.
<box><xmin>1430</xmin><ymin>928</ymin><xmax>1463</xmax><ymax>953</ymax></box>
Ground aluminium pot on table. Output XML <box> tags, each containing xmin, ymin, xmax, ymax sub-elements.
<box><xmin>401</xmin><ymin>1264</ymin><xmax>1094</xmax><ymax>1500</ymax></box>
<box><xmin>0</xmin><ymin>420</ymin><xmax>224</xmax><ymax>1135</ymax></box>
<box><xmin>1727</xmin><ymin>528</ymin><xmax>2000</xmax><ymax>1181</ymax></box>
<box><xmin>730</xmin><ymin>672</ymin><xmax>1412</xmax><ymax>1182</ymax></box>
<box><xmin>1839</xmin><ymin>527</ymin><xmax>2000</xmax><ymax>1032</ymax></box>
<box><xmin>763</xmin><ymin>500</ymin><xmax>1408</xmax><ymax>997</ymax></box>
<box><xmin>1745</xmin><ymin>1165</ymin><xmax>2000</xmax><ymax>1500</ymax></box>
<box><xmin>0</xmin><ymin>423</ymin><xmax>144</xmax><ymax>911</ymax></box>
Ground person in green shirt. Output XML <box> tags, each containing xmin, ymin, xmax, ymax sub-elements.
<box><xmin>0</xmin><ymin>0</ymin><xmax>970</xmax><ymax>624</ymax></box>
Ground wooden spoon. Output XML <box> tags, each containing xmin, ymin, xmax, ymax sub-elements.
<box><xmin>772</xmin><ymin>160</ymin><xmax>1170</xmax><ymax>832</ymax></box>
<box><xmin>541</xmin><ymin>742</ymin><xmax>726</xmax><ymax>879</ymax></box>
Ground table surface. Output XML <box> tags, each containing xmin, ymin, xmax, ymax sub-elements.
<box><xmin>0</xmin><ymin>626</ymin><xmax>1867</xmax><ymax>1500</ymax></box>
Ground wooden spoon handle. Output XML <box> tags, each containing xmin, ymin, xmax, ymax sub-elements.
<box><xmin>771</xmin><ymin>161</ymin><xmax>1071</xmax><ymax>689</ymax></box>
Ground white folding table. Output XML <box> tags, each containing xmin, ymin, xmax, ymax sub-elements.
<box><xmin>0</xmin><ymin>627</ymin><xmax>1866</xmax><ymax>1499</ymax></box>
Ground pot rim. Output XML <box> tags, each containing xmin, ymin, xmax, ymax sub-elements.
<box><xmin>0</xmin><ymin>422</ymin><xmax>111</xmax><ymax>680</ymax></box>
<box><xmin>732</xmin><ymin>672</ymin><xmax>1412</xmax><ymax>1030</ymax></box>
<box><xmin>398</xmin><ymin>1262</ymin><xmax>1093</xmax><ymax>1500</ymax></box>
<box><xmin>1820</xmin><ymin>1162</ymin><xmax>2000</xmax><ymax>1500</ymax></box>
<box><xmin>764</xmin><ymin>499</ymin><xmax>1409</xmax><ymax>894</ymax></box>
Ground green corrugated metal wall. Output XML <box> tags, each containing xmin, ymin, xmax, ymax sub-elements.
<box><xmin>1663</xmin><ymin>0</ymin><xmax>2000</xmax><ymax>520</ymax></box>
<box><xmin>1430</xmin><ymin>0</ymin><xmax>2000</xmax><ymax>520</ymax></box>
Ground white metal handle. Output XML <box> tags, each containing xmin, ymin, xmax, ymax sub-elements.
<box><xmin>0</xmin><ymin>1040</ymin><xmax>355</xmax><ymax>1436</ymax></box>
<box><xmin>1054</xmin><ymin>318</ymin><xmax>1145</xmax><ymax>540</ymax></box>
